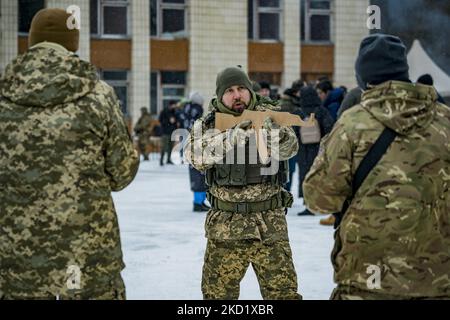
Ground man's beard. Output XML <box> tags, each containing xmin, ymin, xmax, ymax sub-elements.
<box><xmin>231</xmin><ymin>100</ymin><xmax>247</xmax><ymax>113</ymax></box>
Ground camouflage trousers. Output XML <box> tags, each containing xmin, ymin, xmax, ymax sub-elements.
<box><xmin>330</xmin><ymin>285</ymin><xmax>450</xmax><ymax>300</ymax></box>
<box><xmin>0</xmin><ymin>273</ymin><xmax>126</xmax><ymax>300</ymax></box>
<box><xmin>137</xmin><ymin>134</ymin><xmax>150</xmax><ymax>159</ymax></box>
<box><xmin>160</xmin><ymin>135</ymin><xmax>174</xmax><ymax>163</ymax></box>
<box><xmin>202</xmin><ymin>239</ymin><xmax>301</xmax><ymax>300</ymax></box>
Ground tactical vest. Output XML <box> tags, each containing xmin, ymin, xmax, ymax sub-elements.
<box><xmin>205</xmin><ymin>143</ymin><xmax>289</xmax><ymax>187</ymax></box>
<box><xmin>205</xmin><ymin>141</ymin><xmax>292</xmax><ymax>214</ymax></box>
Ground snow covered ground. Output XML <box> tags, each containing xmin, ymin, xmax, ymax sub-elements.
<box><xmin>113</xmin><ymin>154</ymin><xmax>335</xmax><ymax>300</ymax></box>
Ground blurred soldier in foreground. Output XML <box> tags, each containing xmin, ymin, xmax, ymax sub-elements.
<box><xmin>0</xmin><ymin>9</ymin><xmax>139</xmax><ymax>299</ymax></box>
<box><xmin>304</xmin><ymin>34</ymin><xmax>450</xmax><ymax>300</ymax></box>
<box><xmin>134</xmin><ymin>107</ymin><xmax>153</xmax><ymax>161</ymax></box>
<box><xmin>185</xmin><ymin>66</ymin><xmax>301</xmax><ymax>300</ymax></box>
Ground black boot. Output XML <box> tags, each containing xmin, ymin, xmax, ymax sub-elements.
<box><xmin>193</xmin><ymin>202</ymin><xmax>210</xmax><ymax>212</ymax></box>
<box><xmin>297</xmin><ymin>208</ymin><xmax>314</xmax><ymax>216</ymax></box>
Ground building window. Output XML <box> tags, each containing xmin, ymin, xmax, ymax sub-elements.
<box><xmin>101</xmin><ymin>70</ymin><xmax>129</xmax><ymax>116</ymax></box>
<box><xmin>150</xmin><ymin>0</ymin><xmax>187</xmax><ymax>38</ymax></box>
<box><xmin>151</xmin><ymin>72</ymin><xmax>159</xmax><ymax>115</ymax></box>
<box><xmin>18</xmin><ymin>0</ymin><xmax>45</xmax><ymax>33</ymax></box>
<box><xmin>91</xmin><ymin>0</ymin><xmax>129</xmax><ymax>37</ymax></box>
<box><xmin>151</xmin><ymin>71</ymin><xmax>186</xmax><ymax>115</ymax></box>
<box><xmin>161</xmin><ymin>71</ymin><xmax>186</xmax><ymax>109</ymax></box>
<box><xmin>301</xmin><ymin>0</ymin><xmax>333</xmax><ymax>43</ymax></box>
<box><xmin>248</xmin><ymin>0</ymin><xmax>282</xmax><ymax>41</ymax></box>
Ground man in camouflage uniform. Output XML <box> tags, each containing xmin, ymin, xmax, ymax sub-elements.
<box><xmin>304</xmin><ymin>34</ymin><xmax>450</xmax><ymax>299</ymax></box>
<box><xmin>185</xmin><ymin>67</ymin><xmax>301</xmax><ymax>300</ymax></box>
<box><xmin>134</xmin><ymin>107</ymin><xmax>153</xmax><ymax>161</ymax></box>
<box><xmin>0</xmin><ymin>9</ymin><xmax>139</xmax><ymax>299</ymax></box>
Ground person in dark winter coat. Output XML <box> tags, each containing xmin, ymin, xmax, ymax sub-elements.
<box><xmin>279</xmin><ymin>79</ymin><xmax>307</xmax><ymax>191</ymax></box>
<box><xmin>295</xmin><ymin>86</ymin><xmax>335</xmax><ymax>216</ymax></box>
<box><xmin>183</xmin><ymin>92</ymin><xmax>204</xmax><ymax>129</ymax></box>
<box><xmin>280</xmin><ymin>88</ymin><xmax>300</xmax><ymax>113</ymax></box>
<box><xmin>158</xmin><ymin>101</ymin><xmax>179</xmax><ymax>165</ymax></box>
<box><xmin>279</xmin><ymin>88</ymin><xmax>302</xmax><ymax>191</ymax></box>
<box><xmin>280</xmin><ymin>79</ymin><xmax>306</xmax><ymax>114</ymax></box>
<box><xmin>184</xmin><ymin>92</ymin><xmax>210</xmax><ymax>212</ymax></box>
<box><xmin>316</xmin><ymin>80</ymin><xmax>345</xmax><ymax>121</ymax></box>
<box><xmin>337</xmin><ymin>86</ymin><xmax>363</xmax><ymax>119</ymax></box>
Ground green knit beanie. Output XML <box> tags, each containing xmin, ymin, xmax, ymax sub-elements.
<box><xmin>216</xmin><ymin>67</ymin><xmax>253</xmax><ymax>101</ymax></box>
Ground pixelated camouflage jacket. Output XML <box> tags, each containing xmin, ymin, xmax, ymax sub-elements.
<box><xmin>134</xmin><ymin>113</ymin><xmax>154</xmax><ymax>136</ymax></box>
<box><xmin>303</xmin><ymin>81</ymin><xmax>450</xmax><ymax>297</ymax></box>
<box><xmin>0</xmin><ymin>43</ymin><xmax>139</xmax><ymax>298</ymax></box>
<box><xmin>185</xmin><ymin>95</ymin><xmax>298</xmax><ymax>242</ymax></box>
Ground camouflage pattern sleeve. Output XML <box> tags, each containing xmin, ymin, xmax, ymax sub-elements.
<box><xmin>259</xmin><ymin>104</ymin><xmax>299</xmax><ymax>161</ymax></box>
<box><xmin>303</xmin><ymin>121</ymin><xmax>352</xmax><ymax>214</ymax></box>
<box><xmin>184</xmin><ymin>115</ymin><xmax>232</xmax><ymax>172</ymax></box>
<box><xmin>102</xmin><ymin>84</ymin><xmax>140</xmax><ymax>191</ymax></box>
<box><xmin>275</xmin><ymin>126</ymin><xmax>299</xmax><ymax>161</ymax></box>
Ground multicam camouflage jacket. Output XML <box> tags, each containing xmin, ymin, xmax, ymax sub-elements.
<box><xmin>185</xmin><ymin>95</ymin><xmax>298</xmax><ymax>243</ymax></box>
<box><xmin>0</xmin><ymin>42</ymin><xmax>139</xmax><ymax>298</ymax></box>
<box><xmin>304</xmin><ymin>81</ymin><xmax>450</xmax><ymax>298</ymax></box>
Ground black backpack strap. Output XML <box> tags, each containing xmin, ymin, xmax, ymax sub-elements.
<box><xmin>352</xmin><ymin>127</ymin><xmax>397</xmax><ymax>194</ymax></box>
<box><xmin>334</xmin><ymin>127</ymin><xmax>397</xmax><ymax>228</ymax></box>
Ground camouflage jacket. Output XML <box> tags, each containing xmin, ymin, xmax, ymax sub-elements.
<box><xmin>185</xmin><ymin>96</ymin><xmax>298</xmax><ymax>242</ymax></box>
<box><xmin>134</xmin><ymin>113</ymin><xmax>154</xmax><ymax>136</ymax></box>
<box><xmin>303</xmin><ymin>81</ymin><xmax>450</xmax><ymax>297</ymax></box>
<box><xmin>0</xmin><ymin>43</ymin><xmax>139</xmax><ymax>298</ymax></box>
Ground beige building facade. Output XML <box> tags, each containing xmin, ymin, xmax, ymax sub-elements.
<box><xmin>1</xmin><ymin>0</ymin><xmax>370</xmax><ymax>127</ymax></box>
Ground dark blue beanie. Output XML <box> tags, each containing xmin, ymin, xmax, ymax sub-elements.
<box><xmin>355</xmin><ymin>34</ymin><xmax>410</xmax><ymax>90</ymax></box>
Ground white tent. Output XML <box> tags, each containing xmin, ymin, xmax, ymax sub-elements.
<box><xmin>407</xmin><ymin>39</ymin><xmax>450</xmax><ymax>96</ymax></box>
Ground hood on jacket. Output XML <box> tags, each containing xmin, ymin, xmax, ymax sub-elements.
<box><xmin>0</xmin><ymin>43</ymin><xmax>98</xmax><ymax>108</ymax></box>
<box><xmin>362</xmin><ymin>81</ymin><xmax>438</xmax><ymax>135</ymax></box>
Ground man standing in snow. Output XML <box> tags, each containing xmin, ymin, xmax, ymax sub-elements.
<box><xmin>303</xmin><ymin>34</ymin><xmax>450</xmax><ymax>299</ymax></box>
<box><xmin>185</xmin><ymin>66</ymin><xmax>301</xmax><ymax>300</ymax></box>
<box><xmin>134</xmin><ymin>107</ymin><xmax>153</xmax><ymax>161</ymax></box>
<box><xmin>0</xmin><ymin>9</ymin><xmax>139</xmax><ymax>299</ymax></box>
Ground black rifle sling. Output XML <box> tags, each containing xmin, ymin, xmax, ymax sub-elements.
<box><xmin>334</xmin><ymin>127</ymin><xmax>397</xmax><ymax>228</ymax></box>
